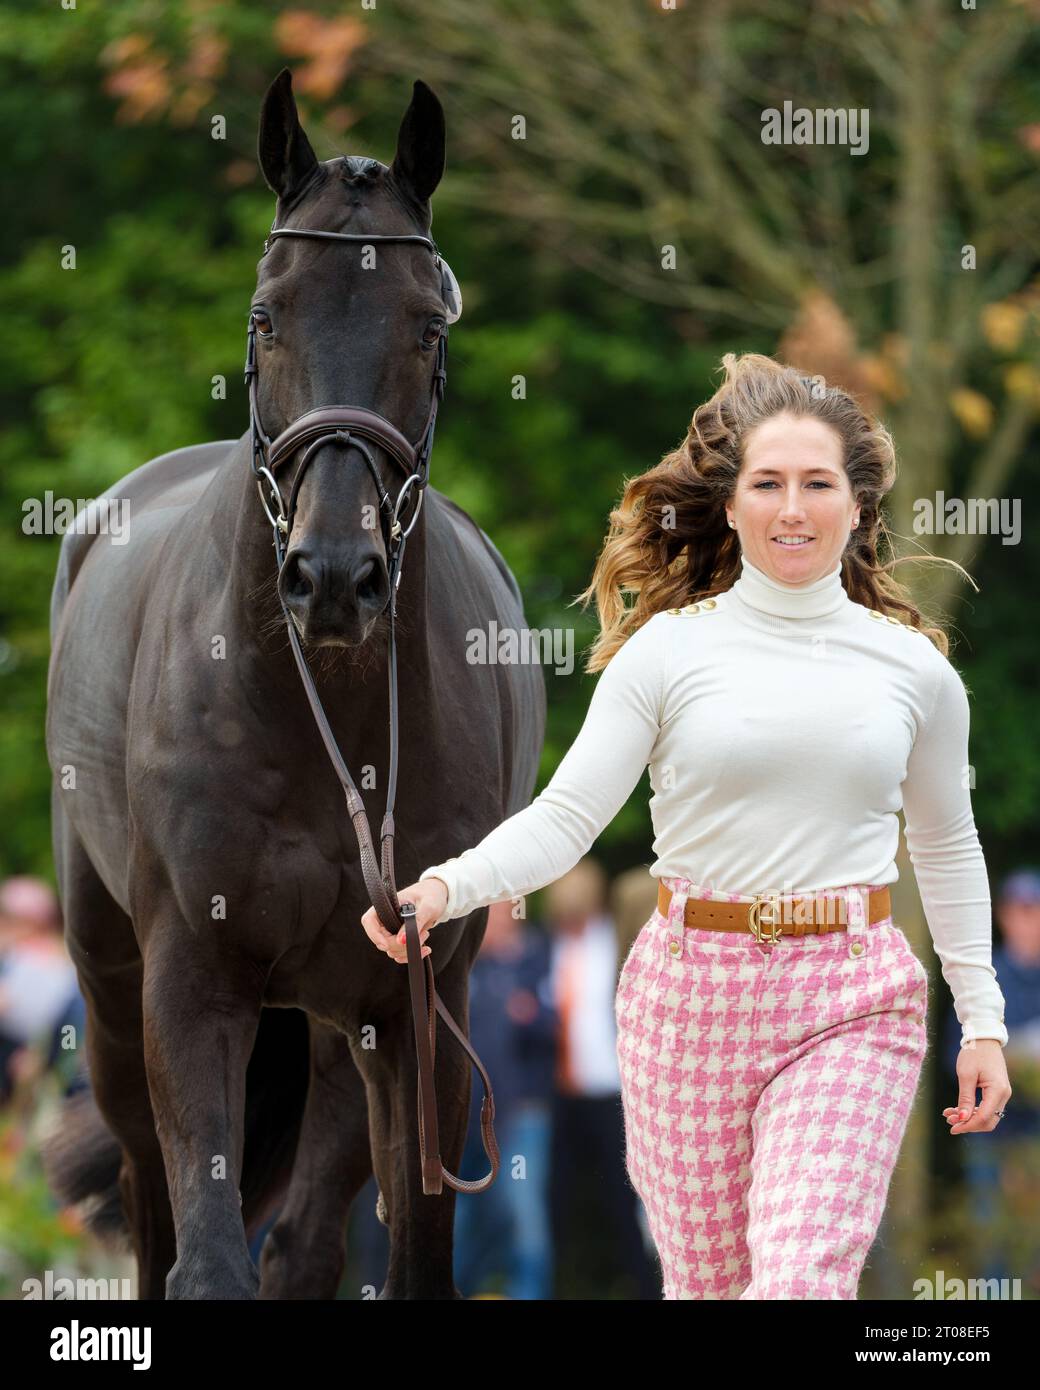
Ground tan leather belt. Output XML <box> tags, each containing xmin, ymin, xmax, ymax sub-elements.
<box><xmin>657</xmin><ymin>881</ymin><xmax>891</xmax><ymax>945</ymax></box>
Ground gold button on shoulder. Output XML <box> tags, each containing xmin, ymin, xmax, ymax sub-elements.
<box><xmin>867</xmin><ymin>609</ymin><xmax>885</xmax><ymax>621</ymax></box>
<box><xmin>849</xmin><ymin>941</ymin><xmax>865</xmax><ymax>956</ymax></box>
<box><xmin>667</xmin><ymin>938</ymin><xmax>682</xmax><ymax>956</ymax></box>
<box><xmin>886</xmin><ymin>615</ymin><xmax>902</xmax><ymax>625</ymax></box>
<box><xmin>666</xmin><ymin>598</ymin><xmax>719</xmax><ymax>617</ymax></box>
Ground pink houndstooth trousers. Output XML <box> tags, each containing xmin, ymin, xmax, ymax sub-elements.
<box><xmin>614</xmin><ymin>876</ymin><xmax>929</xmax><ymax>1300</ymax></box>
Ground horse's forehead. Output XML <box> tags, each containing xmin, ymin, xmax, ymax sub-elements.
<box><xmin>298</xmin><ymin>159</ymin><xmax>402</xmax><ymax>227</ymax></box>
<box><xmin>256</xmin><ymin>174</ymin><xmax>423</xmax><ymax>288</ymax></box>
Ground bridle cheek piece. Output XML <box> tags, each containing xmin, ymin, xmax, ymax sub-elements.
<box><xmin>243</xmin><ymin>223</ymin><xmax>498</xmax><ymax>1198</ymax></box>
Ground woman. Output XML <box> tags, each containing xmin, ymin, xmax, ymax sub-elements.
<box><xmin>361</xmin><ymin>352</ymin><xmax>1011</xmax><ymax>1300</ymax></box>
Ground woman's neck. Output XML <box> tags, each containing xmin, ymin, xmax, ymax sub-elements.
<box><xmin>728</xmin><ymin>551</ymin><xmax>849</xmax><ymax>621</ymax></box>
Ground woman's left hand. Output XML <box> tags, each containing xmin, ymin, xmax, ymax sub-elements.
<box><xmin>943</xmin><ymin>1039</ymin><xmax>1012</xmax><ymax>1134</ymax></box>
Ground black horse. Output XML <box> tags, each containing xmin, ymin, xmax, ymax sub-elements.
<box><xmin>43</xmin><ymin>70</ymin><xmax>545</xmax><ymax>1299</ymax></box>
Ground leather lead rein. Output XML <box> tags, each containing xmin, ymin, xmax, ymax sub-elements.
<box><xmin>244</xmin><ymin>221</ymin><xmax>498</xmax><ymax>1197</ymax></box>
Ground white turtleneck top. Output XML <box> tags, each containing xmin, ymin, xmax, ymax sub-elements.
<box><xmin>419</xmin><ymin>553</ymin><xmax>1007</xmax><ymax>1047</ymax></box>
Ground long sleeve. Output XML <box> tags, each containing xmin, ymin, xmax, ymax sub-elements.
<box><xmin>419</xmin><ymin>615</ymin><xmax>666</xmax><ymax>924</ymax></box>
<box><xmin>900</xmin><ymin>656</ymin><xmax>1007</xmax><ymax>1048</ymax></box>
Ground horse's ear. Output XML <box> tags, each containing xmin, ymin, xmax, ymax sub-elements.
<box><xmin>258</xmin><ymin>68</ymin><xmax>320</xmax><ymax>201</ymax></box>
<box><xmin>389</xmin><ymin>80</ymin><xmax>445</xmax><ymax>209</ymax></box>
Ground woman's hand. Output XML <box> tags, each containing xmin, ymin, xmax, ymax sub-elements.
<box><xmin>943</xmin><ymin>1039</ymin><xmax>1012</xmax><ymax>1134</ymax></box>
<box><xmin>360</xmin><ymin>878</ymin><xmax>449</xmax><ymax>965</ymax></box>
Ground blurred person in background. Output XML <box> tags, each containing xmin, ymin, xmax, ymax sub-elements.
<box><xmin>544</xmin><ymin>859</ymin><xmax>659</xmax><ymax>1299</ymax></box>
<box><xmin>453</xmin><ymin>897</ymin><xmax>557</xmax><ymax>1299</ymax></box>
<box><xmin>943</xmin><ymin>867</ymin><xmax>1040</xmax><ymax>1290</ymax></box>
<box><xmin>0</xmin><ymin>876</ymin><xmax>82</xmax><ymax>1106</ymax></box>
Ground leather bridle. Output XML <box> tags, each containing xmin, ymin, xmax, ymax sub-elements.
<box><xmin>244</xmin><ymin>220</ymin><xmax>498</xmax><ymax>1197</ymax></box>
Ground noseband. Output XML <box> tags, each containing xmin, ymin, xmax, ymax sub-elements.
<box><xmin>244</xmin><ymin>222</ymin><xmax>498</xmax><ymax>1198</ymax></box>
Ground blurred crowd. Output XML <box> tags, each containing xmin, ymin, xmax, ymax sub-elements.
<box><xmin>3</xmin><ymin>862</ymin><xmax>1039</xmax><ymax>1298</ymax></box>
<box><xmin>940</xmin><ymin>868</ymin><xmax>1040</xmax><ymax>1289</ymax></box>
<box><xmin>0</xmin><ymin>876</ymin><xmax>86</xmax><ymax>1112</ymax></box>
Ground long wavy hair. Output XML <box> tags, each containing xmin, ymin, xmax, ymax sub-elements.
<box><xmin>573</xmin><ymin>352</ymin><xmax>974</xmax><ymax>671</ymax></box>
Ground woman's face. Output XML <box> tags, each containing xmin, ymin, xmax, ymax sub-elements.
<box><xmin>725</xmin><ymin>411</ymin><xmax>860</xmax><ymax>585</ymax></box>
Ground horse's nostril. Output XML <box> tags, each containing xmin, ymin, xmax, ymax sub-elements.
<box><xmin>353</xmin><ymin>558</ymin><xmax>381</xmax><ymax>603</ymax></box>
<box><xmin>285</xmin><ymin>553</ymin><xmax>318</xmax><ymax>600</ymax></box>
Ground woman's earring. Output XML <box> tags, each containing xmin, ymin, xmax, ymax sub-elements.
<box><xmin>728</xmin><ymin>519</ymin><xmax>735</xmax><ymax>528</ymax></box>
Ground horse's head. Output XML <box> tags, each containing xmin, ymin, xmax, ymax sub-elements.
<box><xmin>252</xmin><ymin>69</ymin><xmax>451</xmax><ymax>647</ymax></box>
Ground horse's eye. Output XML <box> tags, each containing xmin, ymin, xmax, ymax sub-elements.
<box><xmin>253</xmin><ymin>310</ymin><xmax>273</xmax><ymax>337</ymax></box>
<box><xmin>422</xmin><ymin>318</ymin><xmax>445</xmax><ymax>347</ymax></box>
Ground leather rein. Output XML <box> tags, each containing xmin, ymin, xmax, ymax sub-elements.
<box><xmin>244</xmin><ymin>222</ymin><xmax>498</xmax><ymax>1196</ymax></box>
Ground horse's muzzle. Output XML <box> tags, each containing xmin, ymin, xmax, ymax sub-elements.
<box><xmin>278</xmin><ymin>546</ymin><xmax>389</xmax><ymax>645</ymax></box>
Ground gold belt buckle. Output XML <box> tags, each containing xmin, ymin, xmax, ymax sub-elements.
<box><xmin>748</xmin><ymin>892</ymin><xmax>783</xmax><ymax>945</ymax></box>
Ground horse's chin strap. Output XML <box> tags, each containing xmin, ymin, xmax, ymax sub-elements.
<box><xmin>244</xmin><ymin>224</ymin><xmax>498</xmax><ymax>1198</ymax></box>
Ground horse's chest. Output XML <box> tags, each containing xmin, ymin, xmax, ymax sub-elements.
<box><xmin>127</xmin><ymin>736</ymin><xmax>347</xmax><ymax>929</ymax></box>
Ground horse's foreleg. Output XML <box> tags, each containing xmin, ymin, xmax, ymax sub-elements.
<box><xmin>54</xmin><ymin>813</ymin><xmax>175</xmax><ymax>1299</ymax></box>
<box><xmin>258</xmin><ymin>1018</ymin><xmax>372</xmax><ymax>1299</ymax></box>
<box><xmin>140</xmin><ymin>936</ymin><xmax>262</xmax><ymax>1300</ymax></box>
<box><xmin>84</xmin><ymin>990</ymin><xmax>176</xmax><ymax>1299</ymax></box>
